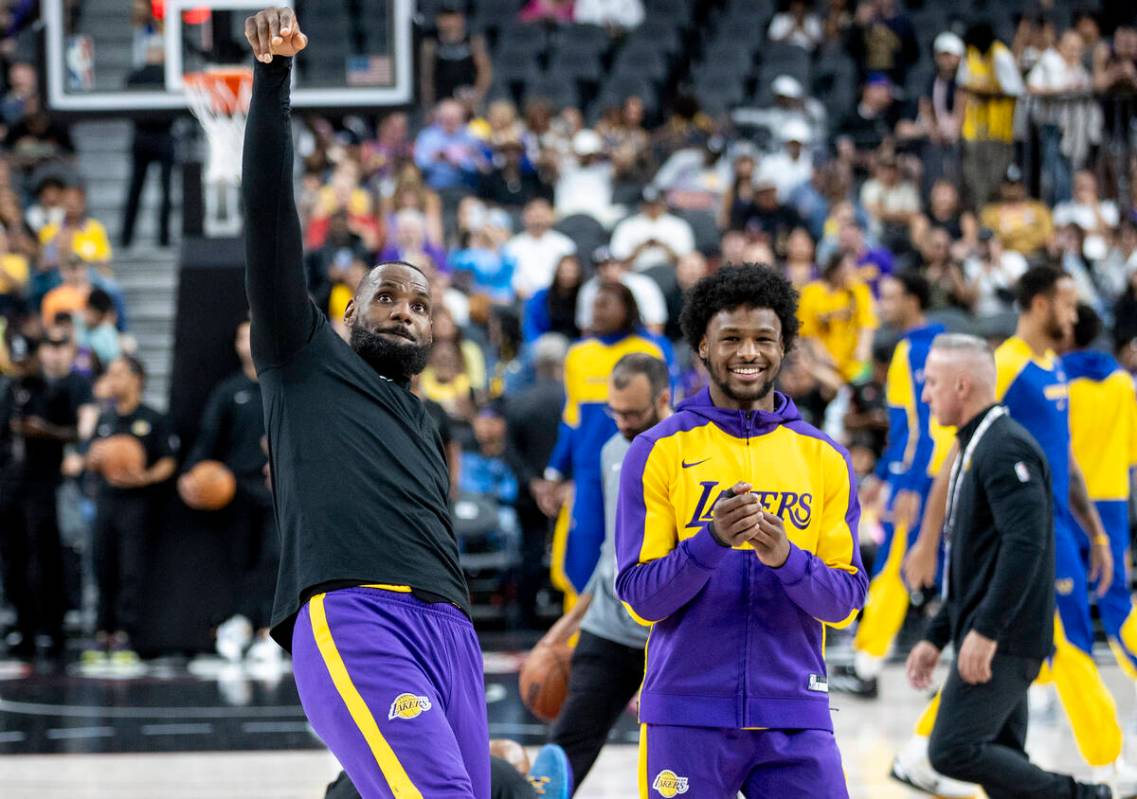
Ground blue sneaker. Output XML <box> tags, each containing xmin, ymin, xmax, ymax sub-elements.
<box><xmin>527</xmin><ymin>744</ymin><xmax>573</xmax><ymax>798</ymax></box>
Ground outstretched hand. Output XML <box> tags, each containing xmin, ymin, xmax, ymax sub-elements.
<box><xmin>244</xmin><ymin>7</ymin><xmax>308</xmax><ymax>63</ymax></box>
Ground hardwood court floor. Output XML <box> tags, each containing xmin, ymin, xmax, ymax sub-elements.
<box><xmin>0</xmin><ymin>658</ymin><xmax>1131</xmax><ymax>798</ymax></box>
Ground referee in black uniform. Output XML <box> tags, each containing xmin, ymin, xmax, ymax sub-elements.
<box><xmin>907</xmin><ymin>333</ymin><xmax>1111</xmax><ymax>799</ymax></box>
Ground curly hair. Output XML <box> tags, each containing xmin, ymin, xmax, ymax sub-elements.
<box><xmin>679</xmin><ymin>263</ymin><xmax>800</xmax><ymax>355</ymax></box>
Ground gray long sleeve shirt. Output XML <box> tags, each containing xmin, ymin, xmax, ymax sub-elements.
<box><xmin>580</xmin><ymin>433</ymin><xmax>651</xmax><ymax>648</ymax></box>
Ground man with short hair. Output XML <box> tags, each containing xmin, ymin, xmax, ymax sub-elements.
<box><xmin>242</xmin><ymin>12</ymin><xmax>569</xmax><ymax>796</ymax></box>
<box><xmin>86</xmin><ymin>355</ymin><xmax>177</xmax><ymax>664</ymax></box>
<box><xmin>616</xmin><ymin>264</ymin><xmax>867</xmax><ymax>798</ymax></box>
<box><xmin>182</xmin><ymin>320</ymin><xmax>278</xmax><ymax>665</ymax></box>
<box><xmin>900</xmin><ymin>266</ymin><xmax>1135</xmax><ymax>796</ymax></box>
<box><xmin>532</xmin><ymin>353</ymin><xmax>671</xmax><ymax>794</ymax></box>
<box><xmin>907</xmin><ymin>333</ymin><xmax>1111</xmax><ymax>799</ymax></box>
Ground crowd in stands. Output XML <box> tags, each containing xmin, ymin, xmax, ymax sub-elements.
<box><xmin>2</xmin><ymin>0</ymin><xmax>1137</xmax><ymax>662</ymax></box>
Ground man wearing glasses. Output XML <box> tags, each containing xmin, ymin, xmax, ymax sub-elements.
<box><xmin>529</xmin><ymin>353</ymin><xmax>671</xmax><ymax>794</ymax></box>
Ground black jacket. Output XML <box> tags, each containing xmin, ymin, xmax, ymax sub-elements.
<box><xmin>923</xmin><ymin>405</ymin><xmax>1056</xmax><ymax>660</ymax></box>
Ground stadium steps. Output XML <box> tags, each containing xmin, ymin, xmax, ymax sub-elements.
<box><xmin>72</xmin><ymin>120</ymin><xmax>181</xmax><ymax>411</ymax></box>
<box><xmin>74</xmin><ymin>1</ymin><xmax>136</xmax><ymax>92</ymax></box>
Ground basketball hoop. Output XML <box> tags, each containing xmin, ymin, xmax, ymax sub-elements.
<box><xmin>184</xmin><ymin>66</ymin><xmax>252</xmax><ymax>237</ymax></box>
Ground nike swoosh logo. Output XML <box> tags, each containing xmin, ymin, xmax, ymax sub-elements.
<box><xmin>681</xmin><ymin>458</ymin><xmax>710</xmax><ymax>469</ymax></box>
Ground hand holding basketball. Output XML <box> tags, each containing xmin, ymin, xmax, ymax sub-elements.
<box><xmin>244</xmin><ymin>8</ymin><xmax>308</xmax><ymax>63</ymax></box>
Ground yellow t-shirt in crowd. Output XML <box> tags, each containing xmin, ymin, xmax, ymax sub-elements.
<box><xmin>329</xmin><ymin>283</ymin><xmax>352</xmax><ymax>322</ymax></box>
<box><xmin>0</xmin><ymin>253</ymin><xmax>29</xmax><ymax>293</ymax></box>
<box><xmin>979</xmin><ymin>201</ymin><xmax>1054</xmax><ymax>257</ymax></box>
<box><xmin>39</xmin><ymin>219</ymin><xmax>113</xmax><ymax>263</ymax></box>
<box><xmin>797</xmin><ymin>279</ymin><xmax>879</xmax><ymax>382</ymax></box>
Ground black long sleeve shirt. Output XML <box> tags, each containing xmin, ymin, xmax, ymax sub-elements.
<box><xmin>242</xmin><ymin>58</ymin><xmax>469</xmax><ymax>650</ymax></box>
<box><xmin>185</xmin><ymin>372</ymin><xmax>266</xmax><ymax>481</ymax></box>
<box><xmin>923</xmin><ymin>405</ymin><xmax>1056</xmax><ymax>660</ymax></box>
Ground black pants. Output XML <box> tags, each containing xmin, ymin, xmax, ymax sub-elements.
<box><xmin>120</xmin><ymin>130</ymin><xmax>174</xmax><ymax>247</ymax></box>
<box><xmin>929</xmin><ymin>652</ymin><xmax>1078</xmax><ymax>799</ymax></box>
<box><xmin>516</xmin><ymin>501</ymin><xmax>548</xmax><ymax>628</ymax></box>
<box><xmin>92</xmin><ymin>491</ymin><xmax>150</xmax><ymax>637</ymax></box>
<box><xmin>0</xmin><ymin>482</ymin><xmax>65</xmax><ymax>642</ymax></box>
<box><xmin>324</xmin><ymin>757</ymin><xmax>536</xmax><ymax>799</ymax></box>
<box><xmin>227</xmin><ymin>481</ymin><xmax>279</xmax><ymax>630</ymax></box>
<box><xmin>550</xmin><ymin>630</ymin><xmax>645</xmax><ymax>793</ymax></box>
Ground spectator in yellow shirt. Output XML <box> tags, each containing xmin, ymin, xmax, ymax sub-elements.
<box><xmin>39</xmin><ymin>185</ymin><xmax>112</xmax><ymax>273</ymax></box>
<box><xmin>979</xmin><ymin>164</ymin><xmax>1054</xmax><ymax>259</ymax></box>
<box><xmin>798</xmin><ymin>253</ymin><xmax>879</xmax><ymax>382</ymax></box>
<box><xmin>0</xmin><ymin>224</ymin><xmax>29</xmax><ymax>314</ymax></box>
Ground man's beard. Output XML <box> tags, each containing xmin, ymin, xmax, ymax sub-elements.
<box><xmin>1045</xmin><ymin>311</ymin><xmax>1067</xmax><ymax>346</ymax></box>
<box><xmin>623</xmin><ymin>410</ymin><xmax>661</xmax><ymax>441</ymax></box>
<box><xmin>350</xmin><ymin>325</ymin><xmax>430</xmax><ymax>381</ymax></box>
<box><xmin>709</xmin><ymin>359</ymin><xmax>781</xmax><ymax>403</ymax></box>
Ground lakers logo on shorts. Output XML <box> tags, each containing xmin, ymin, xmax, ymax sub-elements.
<box><xmin>387</xmin><ymin>692</ymin><xmax>432</xmax><ymax>720</ymax></box>
<box><xmin>652</xmin><ymin>769</ymin><xmax>689</xmax><ymax>797</ymax></box>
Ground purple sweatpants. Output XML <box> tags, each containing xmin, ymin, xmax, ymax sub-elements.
<box><xmin>640</xmin><ymin>724</ymin><xmax>849</xmax><ymax>798</ymax></box>
<box><xmin>292</xmin><ymin>587</ymin><xmax>490</xmax><ymax>799</ymax></box>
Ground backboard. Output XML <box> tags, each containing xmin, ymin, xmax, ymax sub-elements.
<box><xmin>44</xmin><ymin>0</ymin><xmax>414</xmax><ymax>113</ymax></box>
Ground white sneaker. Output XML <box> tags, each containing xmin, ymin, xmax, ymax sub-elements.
<box><xmin>1028</xmin><ymin>682</ymin><xmax>1058</xmax><ymax>719</ymax></box>
<box><xmin>854</xmin><ymin>650</ymin><xmax>884</xmax><ymax>681</ymax></box>
<box><xmin>1096</xmin><ymin>759</ymin><xmax>1137</xmax><ymax>799</ymax></box>
<box><xmin>246</xmin><ymin>635</ymin><xmax>282</xmax><ymax>666</ymax></box>
<box><xmin>215</xmin><ymin>615</ymin><xmax>252</xmax><ymax>663</ymax></box>
<box><xmin>890</xmin><ymin>735</ymin><xmax>979</xmax><ymax>798</ymax></box>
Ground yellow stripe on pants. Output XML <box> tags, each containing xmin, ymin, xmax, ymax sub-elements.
<box><xmin>638</xmin><ymin>723</ymin><xmax>650</xmax><ymax>799</ymax></box>
<box><xmin>309</xmin><ymin>593</ymin><xmax>424</xmax><ymax>799</ymax></box>
<box><xmin>854</xmin><ymin>523</ymin><xmax>911</xmax><ymax>660</ymax></box>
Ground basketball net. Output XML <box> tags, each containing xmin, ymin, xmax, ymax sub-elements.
<box><xmin>183</xmin><ymin>67</ymin><xmax>252</xmax><ymax>237</ymax></box>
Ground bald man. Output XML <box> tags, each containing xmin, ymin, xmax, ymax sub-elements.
<box><xmin>906</xmin><ymin>334</ymin><xmax>1110</xmax><ymax>799</ymax></box>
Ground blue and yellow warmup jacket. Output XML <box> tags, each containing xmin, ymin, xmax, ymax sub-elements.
<box><xmin>615</xmin><ymin>388</ymin><xmax>867</xmax><ymax>730</ymax></box>
<box><xmin>1063</xmin><ymin>349</ymin><xmax>1137</xmax><ymax>504</ymax></box>
<box><xmin>546</xmin><ymin>330</ymin><xmax>671</xmax><ymax>593</ymax></box>
<box><xmin>875</xmin><ymin>322</ymin><xmax>955</xmax><ymax>496</ymax></box>
<box><xmin>995</xmin><ymin>337</ymin><xmax>1075</xmax><ymax>530</ymax></box>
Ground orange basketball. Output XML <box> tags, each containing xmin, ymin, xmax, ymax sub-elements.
<box><xmin>92</xmin><ymin>435</ymin><xmax>146</xmax><ymax>482</ymax></box>
<box><xmin>519</xmin><ymin>643</ymin><xmax>572</xmax><ymax>722</ymax></box>
<box><xmin>180</xmin><ymin>460</ymin><xmax>237</xmax><ymax>510</ymax></box>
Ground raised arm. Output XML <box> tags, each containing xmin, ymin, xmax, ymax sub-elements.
<box><xmin>241</xmin><ymin>8</ymin><xmax>314</xmax><ymax>370</ymax></box>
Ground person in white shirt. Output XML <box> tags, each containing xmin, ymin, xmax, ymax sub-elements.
<box><xmin>652</xmin><ymin>136</ymin><xmax>732</xmax><ymax>212</ymax></box>
<box><xmin>768</xmin><ymin>0</ymin><xmax>823</xmax><ymax>51</ymax></box>
<box><xmin>575</xmin><ymin>246</ymin><xmax>668</xmax><ymax>334</ymax></box>
<box><xmin>573</xmin><ymin>0</ymin><xmax>644</xmax><ymax>32</ymax></box>
<box><xmin>505</xmin><ymin>197</ymin><xmax>577</xmax><ymax>300</ymax></box>
<box><xmin>1026</xmin><ymin>30</ymin><xmax>1099</xmax><ymax>204</ymax></box>
<box><xmin>1052</xmin><ymin>169</ymin><xmax>1118</xmax><ymax>262</ymax></box>
<box><xmin>760</xmin><ymin>118</ymin><xmax>815</xmax><ymax>201</ymax></box>
<box><xmin>554</xmin><ymin>129</ymin><xmax>621</xmax><ymax>227</ymax></box>
<box><xmin>608</xmin><ymin>186</ymin><xmax>695</xmax><ymax>272</ymax></box>
<box><xmin>962</xmin><ymin>227</ymin><xmax>1028</xmax><ymax>318</ymax></box>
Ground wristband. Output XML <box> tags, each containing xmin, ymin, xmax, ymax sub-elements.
<box><xmin>1094</xmin><ymin>534</ymin><xmax>1110</xmax><ymax>546</ymax></box>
